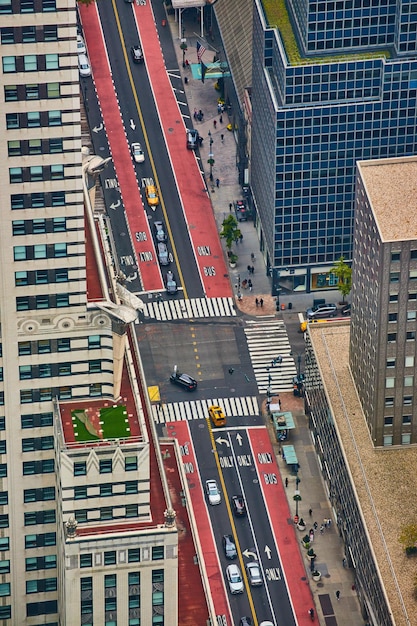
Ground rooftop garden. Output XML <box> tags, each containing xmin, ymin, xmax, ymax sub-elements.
<box><xmin>262</xmin><ymin>0</ymin><xmax>390</xmax><ymax>66</ymax></box>
<box><xmin>71</xmin><ymin>405</ymin><xmax>130</xmax><ymax>442</ymax></box>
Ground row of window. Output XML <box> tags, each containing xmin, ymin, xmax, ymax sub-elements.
<box><xmin>1</xmin><ymin>25</ymin><xmax>57</xmax><ymax>44</ymax></box>
<box><xmin>26</xmin><ymin>555</ymin><xmax>57</xmax><ymax>570</ymax></box>
<box><xmin>27</xmin><ymin>578</ymin><xmax>56</xmax><ymax>594</ymax></box>
<box><xmin>20</xmin><ymin>383</ymin><xmax>103</xmax><ymax>403</ymax></box>
<box><xmin>6</xmin><ymin>110</ymin><xmax>62</xmax><ymax>129</ymax></box>
<box><xmin>11</xmin><ymin>191</ymin><xmax>65</xmax><ymax>209</ymax></box>
<box><xmin>79</xmin><ymin>548</ymin><xmax>140</xmax><ymax>569</ymax></box>
<box><xmin>0</xmin><ymin>0</ymin><xmax>56</xmax><ymax>14</ymax></box>
<box><xmin>19</xmin><ymin>361</ymin><xmax>104</xmax><ymax>379</ymax></box>
<box><xmin>10</xmin><ymin>164</ymin><xmax>64</xmax><ymax>184</ymax></box>
<box><xmin>25</xmin><ymin>509</ymin><xmax>56</xmax><ymax>526</ymax></box>
<box><xmin>75</xmin><ymin>504</ymin><xmax>139</xmax><ymax>523</ymax></box>
<box><xmin>9</xmin><ymin>138</ymin><xmax>63</xmax><ymax>157</ymax></box>
<box><xmin>5</xmin><ymin>82</ymin><xmax>60</xmax><ymax>101</ymax></box>
<box><xmin>23</xmin><ymin>459</ymin><xmax>54</xmax><ymax>475</ymax></box>
<box><xmin>16</xmin><ymin>268</ymin><xmax>70</xmax><ymax>287</ymax></box>
<box><xmin>3</xmin><ymin>54</ymin><xmax>58</xmax><ymax>73</ymax></box>
<box><xmin>19</xmin><ymin>335</ymin><xmax>102</xmax><ymax>356</ymax></box>
<box><xmin>74</xmin><ymin>481</ymin><xmax>138</xmax><ymax>498</ymax></box>
<box><xmin>25</xmin><ymin>532</ymin><xmax>56</xmax><ymax>549</ymax></box>
<box><xmin>21</xmin><ymin>412</ymin><xmax>53</xmax><ymax>429</ymax></box>
<box><xmin>13</xmin><ymin>217</ymin><xmax>66</xmax><ymax>235</ymax></box>
<box><xmin>81</xmin><ymin>573</ymin><xmax>142</xmax><ymax>624</ymax></box>
<box><xmin>17</xmin><ymin>294</ymin><xmax>72</xmax><ymax>311</ymax></box>
<box><xmin>14</xmin><ymin>243</ymin><xmax>67</xmax><ymax>260</ymax></box>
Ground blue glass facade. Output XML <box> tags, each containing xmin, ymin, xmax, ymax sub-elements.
<box><xmin>251</xmin><ymin>0</ymin><xmax>417</xmax><ymax>281</ymax></box>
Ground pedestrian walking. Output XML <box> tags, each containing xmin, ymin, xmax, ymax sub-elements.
<box><xmin>313</xmin><ymin>521</ymin><xmax>318</xmax><ymax>530</ymax></box>
<box><xmin>319</xmin><ymin>524</ymin><xmax>324</xmax><ymax>534</ymax></box>
<box><xmin>285</xmin><ymin>477</ymin><xmax>288</xmax><ymax>488</ymax></box>
<box><xmin>248</xmin><ymin>279</ymin><xmax>252</xmax><ymax>291</ymax></box>
<box><xmin>194</xmin><ymin>109</ymin><xmax>197</xmax><ymax>120</ymax></box>
<box><xmin>309</xmin><ymin>530</ymin><xmax>314</xmax><ymax>543</ymax></box>
<box><xmin>217</xmin><ymin>103</ymin><xmax>222</xmax><ymax>114</ymax></box>
<box><xmin>239</xmin><ymin>233</ymin><xmax>243</xmax><ymax>243</ymax></box>
<box><xmin>255</xmin><ymin>298</ymin><xmax>259</xmax><ymax>307</ymax></box>
<box><xmin>308</xmin><ymin>607</ymin><xmax>315</xmax><ymax>621</ymax></box>
<box><xmin>335</xmin><ymin>590</ymin><xmax>340</xmax><ymax>600</ymax></box>
<box><xmin>219</xmin><ymin>115</ymin><xmax>223</xmax><ymax>123</ymax></box>
<box><xmin>251</xmin><ymin>265</ymin><xmax>255</xmax><ymax>274</ymax></box>
<box><xmin>309</xmin><ymin>508</ymin><xmax>313</xmax><ymax>516</ymax></box>
<box><xmin>213</xmin><ymin>119</ymin><xmax>217</xmax><ymax>129</ymax></box>
<box><xmin>216</xmin><ymin>178</ymin><xmax>220</xmax><ymax>188</ymax></box>
<box><xmin>260</xmin><ymin>298</ymin><xmax>264</xmax><ymax>308</ymax></box>
<box><xmin>251</xmin><ymin>252</ymin><xmax>255</xmax><ymax>262</ymax></box>
<box><xmin>229</xmin><ymin>202</ymin><xmax>233</xmax><ymax>212</ymax></box>
<box><xmin>342</xmin><ymin>557</ymin><xmax>347</xmax><ymax>568</ymax></box>
<box><xmin>247</xmin><ymin>265</ymin><xmax>251</xmax><ymax>273</ymax></box>
<box><xmin>221</xmin><ymin>134</ymin><xmax>224</xmax><ymax>142</ymax></box>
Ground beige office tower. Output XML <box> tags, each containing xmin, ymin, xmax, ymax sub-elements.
<box><xmin>0</xmin><ymin>2</ymin><xmax>177</xmax><ymax>624</ymax></box>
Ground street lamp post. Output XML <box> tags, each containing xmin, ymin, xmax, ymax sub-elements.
<box><xmin>180</xmin><ymin>28</ymin><xmax>188</xmax><ymax>69</ymax></box>
<box><xmin>266</xmin><ymin>367</ymin><xmax>272</xmax><ymax>410</ymax></box>
<box><xmin>208</xmin><ymin>130</ymin><xmax>215</xmax><ymax>183</ymax></box>
<box><xmin>236</xmin><ymin>273</ymin><xmax>242</xmax><ymax>301</ymax></box>
<box><xmin>293</xmin><ymin>476</ymin><xmax>301</xmax><ymax>522</ymax></box>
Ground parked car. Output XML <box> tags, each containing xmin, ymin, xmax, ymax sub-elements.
<box><xmin>341</xmin><ymin>303</ymin><xmax>351</xmax><ymax>316</ymax></box>
<box><xmin>169</xmin><ymin>370</ymin><xmax>197</xmax><ymax>391</ymax></box>
<box><xmin>130</xmin><ymin>44</ymin><xmax>144</xmax><ymax>63</ymax></box>
<box><xmin>205</xmin><ymin>479</ymin><xmax>221</xmax><ymax>505</ymax></box>
<box><xmin>239</xmin><ymin>619</ymin><xmax>252</xmax><ymax>626</ymax></box>
<box><xmin>165</xmin><ymin>271</ymin><xmax>177</xmax><ymax>294</ymax></box>
<box><xmin>306</xmin><ymin>302</ymin><xmax>337</xmax><ymax>320</ymax></box>
<box><xmin>259</xmin><ymin>622</ymin><xmax>274</xmax><ymax>626</ymax></box>
<box><xmin>231</xmin><ymin>495</ymin><xmax>246</xmax><ymax>517</ymax></box>
<box><xmin>246</xmin><ymin>561</ymin><xmax>263</xmax><ymax>586</ymax></box>
<box><xmin>234</xmin><ymin>200</ymin><xmax>251</xmax><ymax>222</ymax></box>
<box><xmin>157</xmin><ymin>242</ymin><xmax>169</xmax><ymax>266</ymax></box>
<box><xmin>131</xmin><ymin>142</ymin><xmax>145</xmax><ymax>163</ymax></box>
<box><xmin>77</xmin><ymin>34</ymin><xmax>86</xmax><ymax>55</ymax></box>
<box><xmin>78</xmin><ymin>53</ymin><xmax>91</xmax><ymax>77</ymax></box>
<box><xmin>145</xmin><ymin>184</ymin><xmax>159</xmax><ymax>207</ymax></box>
<box><xmin>186</xmin><ymin>128</ymin><xmax>199</xmax><ymax>150</ymax></box>
<box><xmin>153</xmin><ymin>221</ymin><xmax>167</xmax><ymax>243</ymax></box>
<box><xmin>226</xmin><ymin>563</ymin><xmax>244</xmax><ymax>594</ymax></box>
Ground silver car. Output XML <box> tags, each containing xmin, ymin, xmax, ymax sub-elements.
<box><xmin>131</xmin><ymin>142</ymin><xmax>145</xmax><ymax>163</ymax></box>
<box><xmin>78</xmin><ymin>53</ymin><xmax>91</xmax><ymax>77</ymax></box>
<box><xmin>246</xmin><ymin>561</ymin><xmax>263</xmax><ymax>586</ymax></box>
<box><xmin>306</xmin><ymin>303</ymin><xmax>337</xmax><ymax>320</ymax></box>
<box><xmin>226</xmin><ymin>563</ymin><xmax>244</xmax><ymax>594</ymax></box>
<box><xmin>157</xmin><ymin>242</ymin><xmax>169</xmax><ymax>266</ymax></box>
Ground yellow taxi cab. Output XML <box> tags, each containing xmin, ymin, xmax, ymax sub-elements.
<box><xmin>208</xmin><ymin>405</ymin><xmax>226</xmax><ymax>427</ymax></box>
<box><xmin>145</xmin><ymin>184</ymin><xmax>159</xmax><ymax>207</ymax></box>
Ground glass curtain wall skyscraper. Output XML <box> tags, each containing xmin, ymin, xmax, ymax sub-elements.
<box><xmin>250</xmin><ymin>0</ymin><xmax>417</xmax><ymax>294</ymax></box>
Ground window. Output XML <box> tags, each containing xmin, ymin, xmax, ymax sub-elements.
<box><xmin>386</xmin><ymin>358</ymin><xmax>395</xmax><ymax>368</ymax></box>
<box><xmin>0</xmin><ymin>516</ymin><xmax>9</xmax><ymax>529</ymax></box>
<box><xmin>0</xmin><ymin>493</ymin><xmax>7</xmax><ymax>506</ymax></box>
<box><xmin>14</xmin><ymin>247</ymin><xmax>26</xmax><ymax>261</ymax></box>
<box><xmin>99</xmin><ymin>459</ymin><xmax>112</xmax><ymax>474</ymax></box>
<box><xmin>407</xmin><ymin>311</ymin><xmax>416</xmax><ymax>321</ymax></box>
<box><xmin>125</xmin><ymin>481</ymin><xmax>138</xmax><ymax>494</ymax></box>
<box><xmin>0</xmin><ymin>561</ymin><xmax>10</xmax><ymax>575</ymax></box>
<box><xmin>390</xmin><ymin>272</ymin><xmax>400</xmax><ymax>283</ymax></box>
<box><xmin>6</xmin><ymin>113</ymin><xmax>18</xmax><ymax>128</ymax></box>
<box><xmin>384</xmin><ymin>417</ymin><xmax>393</xmax><ymax>426</ymax></box>
<box><xmin>128</xmin><ymin>548</ymin><xmax>140</xmax><ymax>563</ymax></box>
<box><xmin>26</xmin><ymin>555</ymin><xmax>56</xmax><ymax>571</ymax></box>
<box><xmin>89</xmin><ymin>361</ymin><xmax>101</xmax><ymax>374</ymax></box>
<box><xmin>74</xmin><ymin>462</ymin><xmax>86</xmax><ymax>476</ymax></box>
<box><xmin>402</xmin><ymin>434</ymin><xmax>411</xmax><ymax>445</ymax></box>
<box><xmin>38</xmin><ymin>340</ymin><xmax>51</xmax><ymax>353</ymax></box>
<box><xmin>21</xmin><ymin>0</ymin><xmax>34</xmax><ymax>11</ymax></box>
<box><xmin>42</xmin><ymin>0</ymin><xmax>56</xmax><ymax>10</ymax></box>
<box><xmin>100</xmin><ymin>484</ymin><xmax>112</xmax><ymax>497</ymax></box>
<box><xmin>58</xmin><ymin>363</ymin><xmax>71</xmax><ymax>376</ymax></box>
<box><xmin>391</xmin><ymin>252</ymin><xmax>400</xmax><ymax>261</ymax></box>
<box><xmin>407</xmin><ymin>331</ymin><xmax>416</xmax><ymax>340</ymax></box>
<box><xmin>0</xmin><ymin>607</ymin><xmax>11</xmax><ymax>620</ymax></box>
<box><xmin>89</xmin><ymin>383</ymin><xmax>102</xmax><ymax>397</ymax></box>
<box><xmin>80</xmin><ymin>553</ymin><xmax>92</xmax><ymax>568</ymax></box>
<box><xmin>34</xmin><ymin>244</ymin><xmax>46</xmax><ymax>259</ymax></box>
<box><xmin>10</xmin><ymin>168</ymin><xmax>23</xmax><ymax>184</ymax></box>
<box><xmin>2</xmin><ymin>57</ymin><xmax>16</xmax><ymax>73</ymax></box>
<box><xmin>24</xmin><ymin>487</ymin><xmax>55</xmax><ymax>502</ymax></box>
<box><xmin>26</xmin><ymin>600</ymin><xmax>57</xmax><ymax>617</ymax></box>
<box><xmin>126</xmin><ymin>504</ymin><xmax>138</xmax><ymax>518</ymax></box>
<box><xmin>26</xmin><ymin>578</ymin><xmax>57</xmax><ymax>593</ymax></box>
<box><xmin>74</xmin><ymin>486</ymin><xmax>87</xmax><ymax>500</ymax></box>
<box><xmin>385</xmin><ymin>397</ymin><xmax>394</xmax><ymax>407</ymax></box>
<box><xmin>125</xmin><ymin>456</ymin><xmax>138</xmax><ymax>472</ymax></box>
<box><xmin>405</xmin><ymin>376</ymin><xmax>414</xmax><ymax>387</ymax></box>
<box><xmin>0</xmin><ymin>465</ymin><xmax>8</xmax><ymax>479</ymax></box>
<box><xmin>24</xmin><ymin>510</ymin><xmax>56</xmax><ymax>525</ymax></box>
<box><xmin>388</xmin><ymin>313</ymin><xmax>397</xmax><ymax>322</ymax></box>
<box><xmin>75</xmin><ymin>510</ymin><xmax>87</xmax><ymax>523</ymax></box>
<box><xmin>104</xmin><ymin>551</ymin><xmax>116</xmax><ymax>566</ymax></box>
<box><xmin>0</xmin><ymin>583</ymin><xmax>10</xmax><ymax>597</ymax></box>
<box><xmin>403</xmin><ymin>415</ymin><xmax>412</xmax><ymax>424</ymax></box>
<box><xmin>57</xmin><ymin>338</ymin><xmax>70</xmax><ymax>352</ymax></box>
<box><xmin>24</xmin><ymin>55</ymin><xmax>37</xmax><ymax>71</ymax></box>
<box><xmin>48</xmin><ymin>110</ymin><xmax>61</xmax><ymax>126</ymax></box>
<box><xmin>383</xmin><ymin>435</ymin><xmax>393</xmax><ymax>446</ymax></box>
<box><xmin>0</xmin><ymin>538</ymin><xmax>9</xmax><ymax>551</ymax></box>
<box><xmin>22</xmin><ymin>25</ymin><xmax>35</xmax><ymax>42</ymax></box>
<box><xmin>29</xmin><ymin>139</ymin><xmax>42</xmax><ymax>154</ymax></box>
<box><xmin>49</xmin><ymin>138</ymin><xmax>63</xmax><ymax>153</ymax></box>
<box><xmin>47</xmin><ymin>82</ymin><xmax>60</xmax><ymax>98</ymax></box>
<box><xmin>1</xmin><ymin>28</ymin><xmax>14</xmax><ymax>42</ymax></box>
<box><xmin>105</xmin><ymin>574</ymin><xmax>116</xmax><ymax>588</ymax></box>
<box><xmin>56</xmin><ymin>293</ymin><xmax>69</xmax><ymax>307</ymax></box>
<box><xmin>39</xmin><ymin>364</ymin><xmax>51</xmax><ymax>377</ymax></box>
<box><xmin>405</xmin><ymin>356</ymin><xmax>415</xmax><ymax>367</ymax></box>
<box><xmin>26</xmin><ymin>84</ymin><xmax>39</xmax><ymax>99</ymax></box>
<box><xmin>44</xmin><ymin>25</ymin><xmax>57</xmax><ymax>41</ymax></box>
<box><xmin>21</xmin><ymin>413</ymin><xmax>53</xmax><ymax>429</ymax></box>
<box><xmin>25</xmin><ymin>532</ymin><xmax>56</xmax><ymax>548</ymax></box>
<box><xmin>387</xmin><ymin>333</ymin><xmax>396</xmax><ymax>343</ymax></box>
<box><xmin>100</xmin><ymin>507</ymin><xmax>112</xmax><ymax>520</ymax></box>
<box><xmin>8</xmin><ymin>140</ymin><xmax>21</xmax><ymax>156</ymax></box>
<box><xmin>88</xmin><ymin>335</ymin><xmax>101</xmax><ymax>349</ymax></box>
<box><xmin>152</xmin><ymin>546</ymin><xmax>164</xmax><ymax>560</ymax></box>
<box><xmin>30</xmin><ymin>165</ymin><xmax>43</xmax><ymax>181</ymax></box>
<box><xmin>45</xmin><ymin>54</ymin><xmax>58</xmax><ymax>70</ymax></box>
<box><xmin>4</xmin><ymin>85</ymin><xmax>17</xmax><ymax>101</ymax></box>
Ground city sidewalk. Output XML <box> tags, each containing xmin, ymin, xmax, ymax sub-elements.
<box><xmin>166</xmin><ymin>11</ymin><xmax>364</xmax><ymax>626</ymax></box>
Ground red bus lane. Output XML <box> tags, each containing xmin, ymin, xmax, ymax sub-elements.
<box><xmin>134</xmin><ymin>5</ymin><xmax>232</xmax><ymax>298</ymax></box>
<box><xmin>248</xmin><ymin>428</ymin><xmax>315</xmax><ymax>625</ymax></box>
<box><xmin>79</xmin><ymin>4</ymin><xmax>162</xmax><ymax>292</ymax></box>
<box><xmin>165</xmin><ymin>422</ymin><xmax>232</xmax><ymax>625</ymax></box>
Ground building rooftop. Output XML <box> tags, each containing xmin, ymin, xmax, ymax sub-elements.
<box><xmin>309</xmin><ymin>321</ymin><xmax>417</xmax><ymax>626</ymax></box>
<box><xmin>358</xmin><ymin>156</ymin><xmax>417</xmax><ymax>243</ymax></box>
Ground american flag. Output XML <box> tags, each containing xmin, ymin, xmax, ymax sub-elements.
<box><xmin>197</xmin><ymin>41</ymin><xmax>206</xmax><ymax>61</ymax></box>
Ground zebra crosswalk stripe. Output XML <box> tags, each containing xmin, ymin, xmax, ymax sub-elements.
<box><xmin>139</xmin><ymin>297</ymin><xmax>237</xmax><ymax>321</ymax></box>
<box><xmin>244</xmin><ymin>320</ymin><xmax>297</xmax><ymax>393</ymax></box>
<box><xmin>151</xmin><ymin>396</ymin><xmax>259</xmax><ymax>424</ymax></box>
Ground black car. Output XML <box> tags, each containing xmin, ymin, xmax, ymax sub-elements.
<box><xmin>341</xmin><ymin>303</ymin><xmax>351</xmax><ymax>316</ymax></box>
<box><xmin>130</xmin><ymin>45</ymin><xmax>144</xmax><ymax>63</ymax></box>
<box><xmin>186</xmin><ymin>128</ymin><xmax>199</xmax><ymax>150</ymax></box>
<box><xmin>222</xmin><ymin>535</ymin><xmax>237</xmax><ymax>559</ymax></box>
<box><xmin>231</xmin><ymin>495</ymin><xmax>246</xmax><ymax>517</ymax></box>
<box><xmin>169</xmin><ymin>371</ymin><xmax>197</xmax><ymax>391</ymax></box>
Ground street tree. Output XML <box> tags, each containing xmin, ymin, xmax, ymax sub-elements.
<box><xmin>330</xmin><ymin>256</ymin><xmax>352</xmax><ymax>304</ymax></box>
<box><xmin>220</xmin><ymin>214</ymin><xmax>241</xmax><ymax>264</ymax></box>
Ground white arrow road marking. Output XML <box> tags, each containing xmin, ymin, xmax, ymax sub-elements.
<box><xmin>215</xmin><ymin>437</ymin><xmax>230</xmax><ymax>447</ymax></box>
<box><xmin>93</xmin><ymin>123</ymin><xmax>103</xmax><ymax>133</ymax></box>
<box><xmin>264</xmin><ymin>545</ymin><xmax>272</xmax><ymax>559</ymax></box>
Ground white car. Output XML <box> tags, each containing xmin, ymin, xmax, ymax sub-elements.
<box><xmin>77</xmin><ymin>34</ymin><xmax>86</xmax><ymax>55</ymax></box>
<box><xmin>131</xmin><ymin>142</ymin><xmax>145</xmax><ymax>163</ymax></box>
<box><xmin>205</xmin><ymin>479</ymin><xmax>221</xmax><ymax>505</ymax></box>
<box><xmin>246</xmin><ymin>561</ymin><xmax>263</xmax><ymax>586</ymax></box>
<box><xmin>226</xmin><ymin>563</ymin><xmax>244</xmax><ymax>594</ymax></box>
<box><xmin>78</xmin><ymin>53</ymin><xmax>91</xmax><ymax>77</ymax></box>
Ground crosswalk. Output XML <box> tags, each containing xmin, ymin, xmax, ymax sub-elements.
<box><xmin>244</xmin><ymin>319</ymin><xmax>297</xmax><ymax>393</ymax></box>
<box><xmin>140</xmin><ymin>297</ymin><xmax>236</xmax><ymax>321</ymax></box>
<box><xmin>151</xmin><ymin>396</ymin><xmax>259</xmax><ymax>424</ymax></box>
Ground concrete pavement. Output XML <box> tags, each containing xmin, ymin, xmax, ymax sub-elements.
<box><xmin>166</xmin><ymin>11</ymin><xmax>364</xmax><ymax>625</ymax></box>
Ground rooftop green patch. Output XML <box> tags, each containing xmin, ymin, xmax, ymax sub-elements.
<box><xmin>71</xmin><ymin>405</ymin><xmax>130</xmax><ymax>442</ymax></box>
<box><xmin>262</xmin><ymin>0</ymin><xmax>390</xmax><ymax>65</ymax></box>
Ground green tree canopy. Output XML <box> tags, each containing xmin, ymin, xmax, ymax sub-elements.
<box><xmin>330</xmin><ymin>256</ymin><xmax>352</xmax><ymax>303</ymax></box>
<box><xmin>220</xmin><ymin>214</ymin><xmax>241</xmax><ymax>252</ymax></box>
